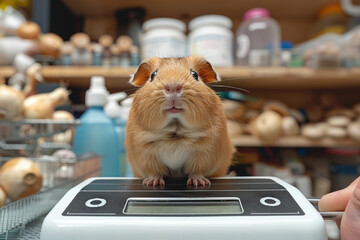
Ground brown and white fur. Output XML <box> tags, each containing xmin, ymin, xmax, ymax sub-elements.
<box><xmin>125</xmin><ymin>56</ymin><xmax>234</xmax><ymax>187</ymax></box>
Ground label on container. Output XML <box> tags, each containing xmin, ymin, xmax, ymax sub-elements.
<box><xmin>249</xmin><ymin>49</ymin><xmax>269</xmax><ymax>66</ymax></box>
<box><xmin>190</xmin><ymin>35</ymin><xmax>234</xmax><ymax>66</ymax></box>
<box><xmin>236</xmin><ymin>34</ymin><xmax>250</xmax><ymax>59</ymax></box>
<box><xmin>142</xmin><ymin>37</ymin><xmax>186</xmax><ymax>58</ymax></box>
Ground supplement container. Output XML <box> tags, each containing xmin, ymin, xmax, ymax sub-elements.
<box><xmin>141</xmin><ymin>18</ymin><xmax>186</xmax><ymax>59</ymax></box>
<box><xmin>188</xmin><ymin>15</ymin><xmax>234</xmax><ymax>67</ymax></box>
<box><xmin>235</xmin><ymin>8</ymin><xmax>281</xmax><ymax>66</ymax></box>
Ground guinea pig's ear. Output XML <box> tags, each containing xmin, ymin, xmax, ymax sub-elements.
<box><xmin>189</xmin><ymin>56</ymin><xmax>220</xmax><ymax>83</ymax></box>
<box><xmin>129</xmin><ymin>57</ymin><xmax>160</xmax><ymax>86</ymax></box>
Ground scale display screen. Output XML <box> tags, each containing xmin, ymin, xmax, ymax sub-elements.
<box><xmin>124</xmin><ymin>198</ymin><xmax>243</xmax><ymax>215</ymax></box>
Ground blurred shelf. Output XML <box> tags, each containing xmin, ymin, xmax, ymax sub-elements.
<box><xmin>231</xmin><ymin>135</ymin><xmax>360</xmax><ymax>148</ymax></box>
<box><xmin>1</xmin><ymin>66</ymin><xmax>14</xmax><ymax>77</ymax></box>
<box><xmin>61</xmin><ymin>0</ymin><xmax>334</xmax><ymax>20</ymax></box>
<box><xmin>2</xmin><ymin>66</ymin><xmax>360</xmax><ymax>91</ymax></box>
<box><xmin>1</xmin><ymin>66</ymin><xmax>136</xmax><ymax>90</ymax></box>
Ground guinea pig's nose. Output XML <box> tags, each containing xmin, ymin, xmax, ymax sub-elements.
<box><xmin>164</xmin><ymin>84</ymin><xmax>182</xmax><ymax>94</ymax></box>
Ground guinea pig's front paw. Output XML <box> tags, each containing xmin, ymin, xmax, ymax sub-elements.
<box><xmin>187</xmin><ymin>175</ymin><xmax>211</xmax><ymax>187</ymax></box>
<box><xmin>143</xmin><ymin>177</ymin><xmax>165</xmax><ymax>187</ymax></box>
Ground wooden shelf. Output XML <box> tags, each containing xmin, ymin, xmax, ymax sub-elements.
<box><xmin>1</xmin><ymin>66</ymin><xmax>137</xmax><ymax>90</ymax></box>
<box><xmin>2</xmin><ymin>66</ymin><xmax>360</xmax><ymax>91</ymax></box>
<box><xmin>61</xmin><ymin>0</ymin><xmax>333</xmax><ymax>21</ymax></box>
<box><xmin>231</xmin><ymin>135</ymin><xmax>360</xmax><ymax>148</ymax></box>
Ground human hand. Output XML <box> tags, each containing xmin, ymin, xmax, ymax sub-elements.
<box><xmin>319</xmin><ymin>177</ymin><xmax>360</xmax><ymax>240</ymax></box>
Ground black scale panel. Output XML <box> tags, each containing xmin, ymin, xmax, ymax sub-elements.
<box><xmin>63</xmin><ymin>178</ymin><xmax>304</xmax><ymax>217</ymax></box>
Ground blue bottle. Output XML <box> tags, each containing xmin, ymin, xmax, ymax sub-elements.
<box><xmin>73</xmin><ymin>76</ymin><xmax>120</xmax><ymax>177</ymax></box>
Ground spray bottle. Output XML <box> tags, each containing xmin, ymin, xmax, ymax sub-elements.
<box><xmin>104</xmin><ymin>92</ymin><xmax>131</xmax><ymax>177</ymax></box>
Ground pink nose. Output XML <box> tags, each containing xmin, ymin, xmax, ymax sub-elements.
<box><xmin>164</xmin><ymin>85</ymin><xmax>182</xmax><ymax>94</ymax></box>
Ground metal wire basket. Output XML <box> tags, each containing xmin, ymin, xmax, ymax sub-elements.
<box><xmin>0</xmin><ymin>154</ymin><xmax>101</xmax><ymax>240</ymax></box>
<box><xmin>0</xmin><ymin>119</ymin><xmax>77</xmax><ymax>157</ymax></box>
<box><xmin>0</xmin><ymin>120</ymin><xmax>76</xmax><ymax>142</ymax></box>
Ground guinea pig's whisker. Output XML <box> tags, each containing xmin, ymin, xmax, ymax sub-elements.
<box><xmin>215</xmin><ymin>75</ymin><xmax>264</xmax><ymax>82</ymax></box>
<box><xmin>199</xmin><ymin>70</ymin><xmax>217</xmax><ymax>79</ymax></box>
<box><xmin>130</xmin><ymin>95</ymin><xmax>164</xmax><ymax>110</ymax></box>
<box><xmin>184</xmin><ymin>96</ymin><xmax>215</xmax><ymax>134</ymax></box>
<box><xmin>135</xmin><ymin>96</ymin><xmax>164</xmax><ymax>130</ymax></box>
<box><xmin>209</xmin><ymin>85</ymin><xmax>250</xmax><ymax>93</ymax></box>
<box><xmin>123</xmin><ymin>87</ymin><xmax>140</xmax><ymax>94</ymax></box>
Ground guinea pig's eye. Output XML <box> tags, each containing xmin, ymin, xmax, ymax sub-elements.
<box><xmin>190</xmin><ymin>69</ymin><xmax>199</xmax><ymax>81</ymax></box>
<box><xmin>150</xmin><ymin>69</ymin><xmax>158</xmax><ymax>82</ymax></box>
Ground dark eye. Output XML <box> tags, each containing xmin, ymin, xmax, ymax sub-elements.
<box><xmin>150</xmin><ymin>69</ymin><xmax>158</xmax><ymax>82</ymax></box>
<box><xmin>190</xmin><ymin>69</ymin><xmax>198</xmax><ymax>81</ymax></box>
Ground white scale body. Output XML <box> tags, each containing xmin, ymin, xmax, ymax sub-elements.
<box><xmin>40</xmin><ymin>177</ymin><xmax>327</xmax><ymax>240</ymax></box>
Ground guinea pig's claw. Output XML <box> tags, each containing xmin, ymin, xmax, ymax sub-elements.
<box><xmin>187</xmin><ymin>176</ymin><xmax>211</xmax><ymax>187</ymax></box>
<box><xmin>143</xmin><ymin>177</ymin><xmax>165</xmax><ymax>187</ymax></box>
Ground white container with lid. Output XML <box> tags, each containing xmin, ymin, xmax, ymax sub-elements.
<box><xmin>141</xmin><ymin>18</ymin><xmax>186</xmax><ymax>59</ymax></box>
<box><xmin>188</xmin><ymin>15</ymin><xmax>234</xmax><ymax>66</ymax></box>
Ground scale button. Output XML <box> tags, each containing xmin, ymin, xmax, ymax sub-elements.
<box><xmin>260</xmin><ymin>197</ymin><xmax>281</xmax><ymax>207</ymax></box>
<box><xmin>85</xmin><ymin>198</ymin><xmax>107</xmax><ymax>208</ymax></box>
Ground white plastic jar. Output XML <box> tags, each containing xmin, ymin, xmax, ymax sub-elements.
<box><xmin>188</xmin><ymin>15</ymin><xmax>234</xmax><ymax>67</ymax></box>
<box><xmin>141</xmin><ymin>18</ymin><xmax>186</xmax><ymax>59</ymax></box>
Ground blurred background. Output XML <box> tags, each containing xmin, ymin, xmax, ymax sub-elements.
<box><xmin>1</xmin><ymin>1</ymin><xmax>360</xmax><ymax>239</ymax></box>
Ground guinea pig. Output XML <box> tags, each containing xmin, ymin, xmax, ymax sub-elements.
<box><xmin>125</xmin><ymin>56</ymin><xmax>235</xmax><ymax>187</ymax></box>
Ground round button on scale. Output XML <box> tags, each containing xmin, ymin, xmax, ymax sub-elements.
<box><xmin>85</xmin><ymin>198</ymin><xmax>107</xmax><ymax>208</ymax></box>
<box><xmin>260</xmin><ymin>197</ymin><xmax>281</xmax><ymax>207</ymax></box>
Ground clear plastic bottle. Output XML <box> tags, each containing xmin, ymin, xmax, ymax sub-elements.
<box><xmin>235</xmin><ymin>8</ymin><xmax>281</xmax><ymax>66</ymax></box>
<box><xmin>73</xmin><ymin>76</ymin><xmax>120</xmax><ymax>177</ymax></box>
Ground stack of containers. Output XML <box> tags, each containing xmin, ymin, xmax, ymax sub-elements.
<box><xmin>140</xmin><ymin>9</ymin><xmax>284</xmax><ymax>68</ymax></box>
<box><xmin>137</xmin><ymin>9</ymin><xmax>360</xmax><ymax>69</ymax></box>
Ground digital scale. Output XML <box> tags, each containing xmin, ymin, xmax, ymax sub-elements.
<box><xmin>40</xmin><ymin>177</ymin><xmax>328</xmax><ymax>240</ymax></box>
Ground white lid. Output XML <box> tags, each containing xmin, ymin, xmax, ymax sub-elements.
<box><xmin>104</xmin><ymin>92</ymin><xmax>127</xmax><ymax>118</ymax></box>
<box><xmin>104</xmin><ymin>100</ymin><xmax>122</xmax><ymax>118</ymax></box>
<box><xmin>143</xmin><ymin>18</ymin><xmax>186</xmax><ymax>32</ymax></box>
<box><xmin>121</xmin><ymin>97</ymin><xmax>133</xmax><ymax>107</ymax></box>
<box><xmin>108</xmin><ymin>92</ymin><xmax>127</xmax><ymax>102</ymax></box>
<box><xmin>85</xmin><ymin>76</ymin><xmax>109</xmax><ymax>106</ymax></box>
<box><xmin>189</xmin><ymin>15</ymin><xmax>232</xmax><ymax>31</ymax></box>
